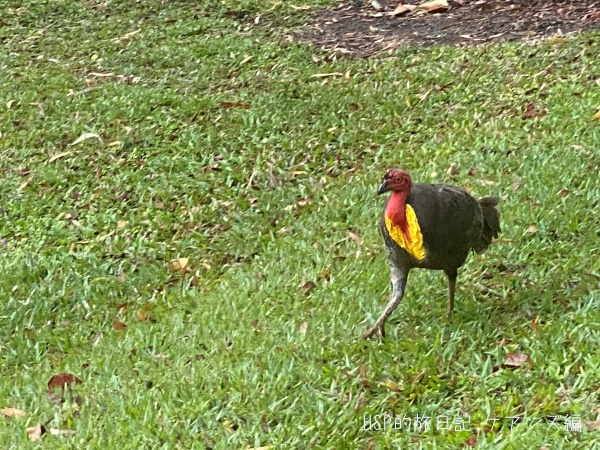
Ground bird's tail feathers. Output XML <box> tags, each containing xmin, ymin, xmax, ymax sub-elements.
<box><xmin>473</xmin><ymin>197</ymin><xmax>501</xmax><ymax>254</ymax></box>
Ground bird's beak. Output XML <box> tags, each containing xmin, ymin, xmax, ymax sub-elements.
<box><xmin>377</xmin><ymin>180</ymin><xmax>390</xmax><ymax>195</ymax></box>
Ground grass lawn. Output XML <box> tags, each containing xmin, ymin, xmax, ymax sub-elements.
<box><xmin>1</xmin><ymin>0</ymin><xmax>600</xmax><ymax>448</ymax></box>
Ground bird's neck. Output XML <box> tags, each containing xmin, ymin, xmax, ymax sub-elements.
<box><xmin>386</xmin><ymin>191</ymin><xmax>410</xmax><ymax>238</ymax></box>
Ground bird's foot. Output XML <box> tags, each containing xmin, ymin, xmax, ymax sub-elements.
<box><xmin>362</xmin><ymin>324</ymin><xmax>386</xmax><ymax>339</ymax></box>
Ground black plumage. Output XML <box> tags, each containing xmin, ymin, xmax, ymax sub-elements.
<box><xmin>363</xmin><ymin>169</ymin><xmax>501</xmax><ymax>339</ymax></box>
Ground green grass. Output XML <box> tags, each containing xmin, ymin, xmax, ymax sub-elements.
<box><xmin>1</xmin><ymin>0</ymin><xmax>600</xmax><ymax>448</ymax></box>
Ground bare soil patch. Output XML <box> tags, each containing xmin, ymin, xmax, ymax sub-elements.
<box><xmin>297</xmin><ymin>0</ymin><xmax>600</xmax><ymax>56</ymax></box>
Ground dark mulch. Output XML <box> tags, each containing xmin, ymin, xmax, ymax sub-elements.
<box><xmin>296</xmin><ymin>0</ymin><xmax>600</xmax><ymax>56</ymax></box>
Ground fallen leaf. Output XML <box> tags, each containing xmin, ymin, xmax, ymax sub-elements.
<box><xmin>1</xmin><ymin>407</ymin><xmax>26</xmax><ymax>418</ymax></box>
<box><xmin>136</xmin><ymin>310</ymin><xmax>148</xmax><ymax>321</ymax></box>
<box><xmin>219</xmin><ymin>101</ymin><xmax>250</xmax><ymax>109</ymax></box>
<box><xmin>388</xmin><ymin>4</ymin><xmax>415</xmax><ymax>16</ymax></box>
<box><xmin>348</xmin><ymin>231</ymin><xmax>362</xmax><ymax>244</ymax></box>
<box><xmin>6</xmin><ymin>99</ymin><xmax>16</xmax><ymax>109</ymax></box>
<box><xmin>503</xmin><ymin>352</ymin><xmax>533</xmax><ymax>369</ymax></box>
<box><xmin>311</xmin><ymin>54</ymin><xmax>319</xmax><ymax>63</ymax></box>
<box><xmin>371</xmin><ymin>0</ymin><xmax>383</xmax><ymax>11</ymax></box>
<box><xmin>523</xmin><ymin>102</ymin><xmax>545</xmax><ymax>119</ymax></box>
<box><xmin>116</xmin><ymin>220</ymin><xmax>127</xmax><ymax>229</ymax></box>
<box><xmin>446</xmin><ymin>163</ymin><xmax>459</xmax><ymax>178</ymax></box>
<box><xmin>417</xmin><ymin>0</ymin><xmax>448</xmax><ymax>13</ymax></box>
<box><xmin>465</xmin><ymin>434</ymin><xmax>478</xmax><ymax>447</ymax></box>
<box><xmin>113</xmin><ymin>319</ymin><xmax>127</xmax><ymax>331</ymax></box>
<box><xmin>49</xmin><ymin>428</ymin><xmax>76</xmax><ymax>436</ymax></box>
<box><xmin>69</xmin><ymin>132</ymin><xmax>101</xmax><ymax>147</ymax></box>
<box><xmin>526</xmin><ymin>225</ymin><xmax>537</xmax><ymax>234</ymax></box>
<box><xmin>355</xmin><ymin>391</ymin><xmax>366</xmax><ymax>411</ymax></box>
<box><xmin>48</xmin><ymin>151</ymin><xmax>72</xmax><ymax>163</ymax></box>
<box><xmin>170</xmin><ymin>257</ymin><xmax>191</xmax><ymax>274</ymax></box>
<box><xmin>300</xmin><ymin>281</ymin><xmax>316</xmax><ymax>296</ymax></box>
<box><xmin>88</xmin><ymin>72</ymin><xmax>114</xmax><ymax>77</ymax></box>
<box><xmin>407</xmin><ymin>369</ymin><xmax>426</xmax><ymax>384</ymax></box>
<box><xmin>310</xmin><ymin>72</ymin><xmax>343</xmax><ymax>78</ymax></box>
<box><xmin>18</xmin><ymin>177</ymin><xmax>32</xmax><ymax>190</ymax></box>
<box><xmin>112</xmin><ymin>29</ymin><xmax>141</xmax><ymax>43</ymax></box>
<box><xmin>584</xmin><ymin>419</ymin><xmax>600</xmax><ymax>430</ymax></box>
<box><xmin>299</xmin><ymin>322</ymin><xmax>308</xmax><ymax>334</ymax></box>
<box><xmin>26</xmin><ymin>425</ymin><xmax>45</xmax><ymax>442</ymax></box>
<box><xmin>592</xmin><ymin>110</ymin><xmax>600</xmax><ymax>121</ymax></box>
<box><xmin>359</xmin><ymin>364</ymin><xmax>370</xmax><ymax>388</ymax></box>
<box><xmin>47</xmin><ymin>373</ymin><xmax>83</xmax><ymax>391</ymax></box>
<box><xmin>556</xmin><ymin>189</ymin><xmax>569</xmax><ymax>197</ymax></box>
<box><xmin>384</xmin><ymin>379</ymin><xmax>402</xmax><ymax>392</ymax></box>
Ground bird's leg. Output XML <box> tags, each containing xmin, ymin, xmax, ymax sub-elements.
<box><xmin>363</xmin><ymin>267</ymin><xmax>408</xmax><ymax>339</ymax></box>
<box><xmin>445</xmin><ymin>269</ymin><xmax>457</xmax><ymax>318</ymax></box>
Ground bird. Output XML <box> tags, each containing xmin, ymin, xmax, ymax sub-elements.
<box><xmin>363</xmin><ymin>168</ymin><xmax>501</xmax><ymax>339</ymax></box>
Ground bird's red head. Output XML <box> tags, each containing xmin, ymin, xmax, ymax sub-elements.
<box><xmin>377</xmin><ymin>168</ymin><xmax>412</xmax><ymax>195</ymax></box>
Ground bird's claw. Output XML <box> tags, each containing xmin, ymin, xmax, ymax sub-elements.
<box><xmin>362</xmin><ymin>324</ymin><xmax>386</xmax><ymax>339</ymax></box>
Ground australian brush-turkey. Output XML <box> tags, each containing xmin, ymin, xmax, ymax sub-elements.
<box><xmin>363</xmin><ymin>168</ymin><xmax>501</xmax><ymax>339</ymax></box>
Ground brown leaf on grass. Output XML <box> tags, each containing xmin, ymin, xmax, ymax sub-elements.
<box><xmin>47</xmin><ymin>373</ymin><xmax>83</xmax><ymax>391</ymax></box>
<box><xmin>446</xmin><ymin>163</ymin><xmax>459</xmax><ymax>179</ymax></box>
<box><xmin>592</xmin><ymin>110</ymin><xmax>600</xmax><ymax>121</ymax></box>
<box><xmin>503</xmin><ymin>352</ymin><xmax>533</xmax><ymax>369</ymax></box>
<box><xmin>299</xmin><ymin>322</ymin><xmax>308</xmax><ymax>335</ymax></box>
<box><xmin>584</xmin><ymin>418</ymin><xmax>600</xmax><ymax>430</ymax></box>
<box><xmin>49</xmin><ymin>428</ymin><xmax>76</xmax><ymax>436</ymax></box>
<box><xmin>116</xmin><ymin>302</ymin><xmax>129</xmax><ymax>312</ymax></box>
<box><xmin>136</xmin><ymin>310</ymin><xmax>148</xmax><ymax>321</ymax></box>
<box><xmin>407</xmin><ymin>369</ymin><xmax>426</xmax><ymax>384</ymax></box>
<box><xmin>219</xmin><ymin>101</ymin><xmax>250</xmax><ymax>109</ymax></box>
<box><xmin>300</xmin><ymin>281</ymin><xmax>316</xmax><ymax>296</ymax></box>
<box><xmin>359</xmin><ymin>364</ymin><xmax>370</xmax><ymax>388</ymax></box>
<box><xmin>465</xmin><ymin>434</ymin><xmax>478</xmax><ymax>447</ymax></box>
<box><xmin>116</xmin><ymin>220</ymin><xmax>127</xmax><ymax>229</ymax></box>
<box><xmin>384</xmin><ymin>379</ymin><xmax>402</xmax><ymax>392</ymax></box>
<box><xmin>348</xmin><ymin>231</ymin><xmax>363</xmax><ymax>244</ymax></box>
<box><xmin>556</xmin><ymin>189</ymin><xmax>570</xmax><ymax>197</ymax></box>
<box><xmin>170</xmin><ymin>257</ymin><xmax>191</xmax><ymax>274</ymax></box>
<box><xmin>112</xmin><ymin>29</ymin><xmax>141</xmax><ymax>43</ymax></box>
<box><xmin>355</xmin><ymin>391</ymin><xmax>366</xmax><ymax>411</ymax></box>
<box><xmin>48</xmin><ymin>151</ymin><xmax>72</xmax><ymax>163</ymax></box>
<box><xmin>523</xmin><ymin>103</ymin><xmax>545</xmax><ymax>119</ymax></box>
<box><xmin>18</xmin><ymin>176</ymin><xmax>33</xmax><ymax>190</ymax></box>
<box><xmin>26</xmin><ymin>424</ymin><xmax>45</xmax><ymax>442</ymax></box>
<box><xmin>113</xmin><ymin>319</ymin><xmax>127</xmax><ymax>331</ymax></box>
<box><xmin>476</xmin><ymin>179</ymin><xmax>497</xmax><ymax>186</ymax></box>
<box><xmin>1</xmin><ymin>407</ymin><xmax>26</xmax><ymax>418</ymax></box>
<box><xmin>310</xmin><ymin>72</ymin><xmax>343</xmax><ymax>78</ymax></box>
<box><xmin>526</xmin><ymin>225</ymin><xmax>537</xmax><ymax>234</ymax></box>
<box><xmin>69</xmin><ymin>132</ymin><xmax>101</xmax><ymax>147</ymax></box>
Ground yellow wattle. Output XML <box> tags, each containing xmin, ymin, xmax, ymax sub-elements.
<box><xmin>385</xmin><ymin>204</ymin><xmax>426</xmax><ymax>261</ymax></box>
